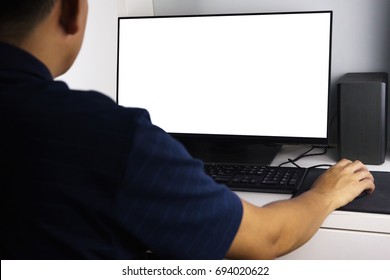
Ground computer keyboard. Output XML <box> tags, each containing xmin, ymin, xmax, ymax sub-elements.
<box><xmin>204</xmin><ymin>163</ymin><xmax>308</xmax><ymax>194</ymax></box>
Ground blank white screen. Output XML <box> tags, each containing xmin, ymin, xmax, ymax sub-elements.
<box><xmin>118</xmin><ymin>12</ymin><xmax>331</xmax><ymax>139</ymax></box>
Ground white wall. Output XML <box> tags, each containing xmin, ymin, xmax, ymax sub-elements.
<box><xmin>117</xmin><ymin>0</ymin><xmax>155</xmax><ymax>17</ymax></box>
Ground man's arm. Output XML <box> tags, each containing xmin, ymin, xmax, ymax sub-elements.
<box><xmin>226</xmin><ymin>159</ymin><xmax>375</xmax><ymax>260</ymax></box>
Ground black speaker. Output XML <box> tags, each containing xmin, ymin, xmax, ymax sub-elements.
<box><xmin>337</xmin><ymin>72</ymin><xmax>388</xmax><ymax>165</ymax></box>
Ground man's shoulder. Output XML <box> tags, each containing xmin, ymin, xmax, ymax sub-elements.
<box><xmin>47</xmin><ymin>81</ymin><xmax>152</xmax><ymax>126</ymax></box>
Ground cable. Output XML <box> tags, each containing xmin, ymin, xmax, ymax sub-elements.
<box><xmin>278</xmin><ymin>146</ymin><xmax>329</xmax><ymax>168</ymax></box>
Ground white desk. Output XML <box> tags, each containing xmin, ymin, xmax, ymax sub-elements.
<box><xmin>236</xmin><ymin>145</ymin><xmax>390</xmax><ymax>259</ymax></box>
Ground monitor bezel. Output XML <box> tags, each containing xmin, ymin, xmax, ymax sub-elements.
<box><xmin>116</xmin><ymin>11</ymin><xmax>333</xmax><ymax>147</ymax></box>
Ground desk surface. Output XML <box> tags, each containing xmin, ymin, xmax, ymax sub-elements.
<box><xmin>236</xmin><ymin>145</ymin><xmax>390</xmax><ymax>234</ymax></box>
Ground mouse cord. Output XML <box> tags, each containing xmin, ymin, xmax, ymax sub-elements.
<box><xmin>278</xmin><ymin>146</ymin><xmax>329</xmax><ymax>168</ymax></box>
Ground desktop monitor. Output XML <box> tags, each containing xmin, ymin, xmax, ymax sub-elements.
<box><xmin>117</xmin><ymin>11</ymin><xmax>333</xmax><ymax>165</ymax></box>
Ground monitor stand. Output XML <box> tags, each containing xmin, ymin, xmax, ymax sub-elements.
<box><xmin>178</xmin><ymin>139</ymin><xmax>282</xmax><ymax>165</ymax></box>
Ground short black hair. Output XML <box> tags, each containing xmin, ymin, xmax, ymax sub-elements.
<box><xmin>0</xmin><ymin>0</ymin><xmax>58</xmax><ymax>42</ymax></box>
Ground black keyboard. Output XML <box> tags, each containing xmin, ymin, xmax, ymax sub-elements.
<box><xmin>204</xmin><ymin>163</ymin><xmax>308</xmax><ymax>194</ymax></box>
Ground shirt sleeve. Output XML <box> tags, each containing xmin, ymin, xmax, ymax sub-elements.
<box><xmin>117</xmin><ymin>110</ymin><xmax>243</xmax><ymax>259</ymax></box>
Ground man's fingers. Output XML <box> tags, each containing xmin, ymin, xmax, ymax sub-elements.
<box><xmin>333</xmin><ymin>158</ymin><xmax>353</xmax><ymax>168</ymax></box>
<box><xmin>352</xmin><ymin>168</ymin><xmax>374</xmax><ymax>181</ymax></box>
<box><xmin>359</xmin><ymin>175</ymin><xmax>375</xmax><ymax>193</ymax></box>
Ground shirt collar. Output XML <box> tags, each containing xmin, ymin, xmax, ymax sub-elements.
<box><xmin>0</xmin><ymin>41</ymin><xmax>53</xmax><ymax>81</ymax></box>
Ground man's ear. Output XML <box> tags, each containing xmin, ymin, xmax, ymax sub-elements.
<box><xmin>59</xmin><ymin>0</ymin><xmax>80</xmax><ymax>35</ymax></box>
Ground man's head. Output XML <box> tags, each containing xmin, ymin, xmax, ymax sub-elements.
<box><xmin>0</xmin><ymin>0</ymin><xmax>89</xmax><ymax>77</ymax></box>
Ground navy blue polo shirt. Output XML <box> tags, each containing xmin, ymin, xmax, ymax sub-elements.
<box><xmin>0</xmin><ymin>42</ymin><xmax>243</xmax><ymax>259</ymax></box>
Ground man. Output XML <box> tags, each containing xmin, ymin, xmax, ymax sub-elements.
<box><xmin>0</xmin><ymin>0</ymin><xmax>375</xmax><ymax>260</ymax></box>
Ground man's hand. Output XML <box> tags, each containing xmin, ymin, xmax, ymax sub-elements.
<box><xmin>310</xmin><ymin>159</ymin><xmax>375</xmax><ymax>209</ymax></box>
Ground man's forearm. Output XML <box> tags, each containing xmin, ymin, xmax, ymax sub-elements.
<box><xmin>259</xmin><ymin>190</ymin><xmax>334</xmax><ymax>258</ymax></box>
